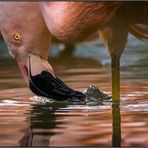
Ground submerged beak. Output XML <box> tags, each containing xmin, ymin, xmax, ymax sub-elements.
<box><xmin>17</xmin><ymin>54</ymin><xmax>85</xmax><ymax>102</ymax></box>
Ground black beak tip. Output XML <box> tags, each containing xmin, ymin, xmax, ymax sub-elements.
<box><xmin>29</xmin><ymin>70</ymin><xmax>85</xmax><ymax>102</ymax></box>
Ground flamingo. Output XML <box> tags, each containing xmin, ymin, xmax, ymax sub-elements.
<box><xmin>0</xmin><ymin>2</ymin><xmax>148</xmax><ymax>104</ymax></box>
<box><xmin>40</xmin><ymin>2</ymin><xmax>148</xmax><ymax>105</ymax></box>
<box><xmin>0</xmin><ymin>2</ymin><xmax>85</xmax><ymax>102</ymax></box>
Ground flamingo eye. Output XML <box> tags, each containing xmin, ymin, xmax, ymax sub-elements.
<box><xmin>14</xmin><ymin>33</ymin><xmax>21</xmax><ymax>41</ymax></box>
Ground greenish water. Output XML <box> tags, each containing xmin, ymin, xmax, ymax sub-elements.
<box><xmin>0</xmin><ymin>35</ymin><xmax>147</xmax><ymax>146</ymax></box>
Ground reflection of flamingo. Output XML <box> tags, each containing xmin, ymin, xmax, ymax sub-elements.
<box><xmin>0</xmin><ymin>2</ymin><xmax>148</xmax><ymax>104</ymax></box>
<box><xmin>19</xmin><ymin>103</ymin><xmax>67</xmax><ymax>146</ymax></box>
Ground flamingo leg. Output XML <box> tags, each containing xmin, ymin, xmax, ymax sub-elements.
<box><xmin>99</xmin><ymin>17</ymin><xmax>128</xmax><ymax>105</ymax></box>
<box><xmin>111</xmin><ymin>55</ymin><xmax>120</xmax><ymax>105</ymax></box>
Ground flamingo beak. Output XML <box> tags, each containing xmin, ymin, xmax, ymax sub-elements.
<box><xmin>16</xmin><ymin>54</ymin><xmax>85</xmax><ymax>102</ymax></box>
<box><xmin>16</xmin><ymin>54</ymin><xmax>55</xmax><ymax>85</ymax></box>
<box><xmin>16</xmin><ymin>58</ymin><xmax>29</xmax><ymax>84</ymax></box>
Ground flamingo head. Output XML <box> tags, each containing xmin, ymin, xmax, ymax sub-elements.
<box><xmin>0</xmin><ymin>3</ymin><xmax>55</xmax><ymax>93</ymax></box>
<box><xmin>0</xmin><ymin>2</ymin><xmax>85</xmax><ymax>101</ymax></box>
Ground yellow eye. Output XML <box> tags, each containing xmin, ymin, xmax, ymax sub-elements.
<box><xmin>14</xmin><ymin>33</ymin><xmax>21</xmax><ymax>41</ymax></box>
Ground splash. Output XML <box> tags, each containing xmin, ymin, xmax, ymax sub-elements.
<box><xmin>30</xmin><ymin>85</ymin><xmax>111</xmax><ymax>105</ymax></box>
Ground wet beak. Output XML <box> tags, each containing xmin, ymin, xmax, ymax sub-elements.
<box><xmin>17</xmin><ymin>54</ymin><xmax>85</xmax><ymax>102</ymax></box>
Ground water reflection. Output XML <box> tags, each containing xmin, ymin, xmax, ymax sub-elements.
<box><xmin>29</xmin><ymin>103</ymin><xmax>68</xmax><ymax>146</ymax></box>
<box><xmin>0</xmin><ymin>99</ymin><xmax>32</xmax><ymax>146</ymax></box>
<box><xmin>21</xmin><ymin>102</ymin><xmax>65</xmax><ymax>146</ymax></box>
<box><xmin>112</xmin><ymin>106</ymin><xmax>121</xmax><ymax>147</ymax></box>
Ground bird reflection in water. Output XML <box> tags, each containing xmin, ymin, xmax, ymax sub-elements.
<box><xmin>112</xmin><ymin>105</ymin><xmax>121</xmax><ymax>147</ymax></box>
<box><xmin>19</xmin><ymin>102</ymin><xmax>68</xmax><ymax>146</ymax></box>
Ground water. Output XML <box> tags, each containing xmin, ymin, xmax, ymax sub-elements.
<box><xmin>0</xmin><ymin>35</ymin><xmax>148</xmax><ymax>146</ymax></box>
